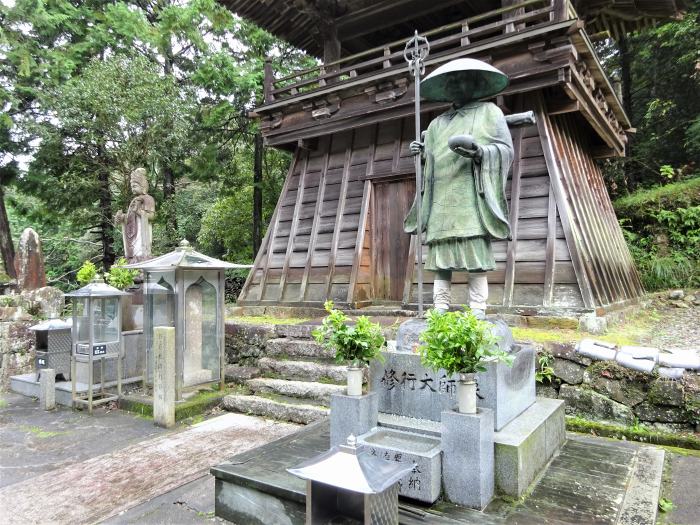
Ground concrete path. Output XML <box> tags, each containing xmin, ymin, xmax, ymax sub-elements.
<box><xmin>0</xmin><ymin>411</ymin><xmax>299</xmax><ymax>524</ymax></box>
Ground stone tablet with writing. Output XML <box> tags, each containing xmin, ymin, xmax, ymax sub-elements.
<box><xmin>369</xmin><ymin>344</ymin><xmax>535</xmax><ymax>430</ymax></box>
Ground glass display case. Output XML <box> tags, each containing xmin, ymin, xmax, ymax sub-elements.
<box><xmin>124</xmin><ymin>240</ymin><xmax>248</xmax><ymax>399</ymax></box>
<box><xmin>66</xmin><ymin>277</ymin><xmax>129</xmax><ymax>414</ymax></box>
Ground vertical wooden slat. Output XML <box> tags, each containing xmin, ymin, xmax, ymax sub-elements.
<box><xmin>325</xmin><ymin>131</ymin><xmax>355</xmax><ymax>299</ymax></box>
<box><xmin>552</xmin><ymin>114</ymin><xmax>612</xmax><ymax>305</ymax></box>
<box><xmin>392</xmin><ymin>119</ymin><xmax>404</xmax><ymax>173</ymax></box>
<box><xmin>577</xmin><ymin>124</ymin><xmax>642</xmax><ymax>299</ymax></box>
<box><xmin>300</xmin><ymin>138</ymin><xmax>332</xmax><ymax>301</ymax></box>
<box><xmin>543</xmin><ymin>184</ymin><xmax>557</xmax><ymax>306</ymax></box>
<box><xmin>534</xmin><ymin>94</ymin><xmax>595</xmax><ymax>309</ymax></box>
<box><xmin>251</xmin><ymin>150</ymin><xmax>300</xmax><ymax>302</ymax></box>
<box><xmin>503</xmin><ymin>127</ymin><xmax>523</xmax><ymax>307</ymax></box>
<box><xmin>556</xmin><ymin>116</ymin><xmax>618</xmax><ymax>304</ymax></box>
<box><xmin>277</xmin><ymin>151</ymin><xmax>309</xmax><ymax>300</ymax></box>
<box><xmin>347</xmin><ymin>180</ymin><xmax>373</xmax><ymax>304</ymax></box>
<box><xmin>566</xmin><ymin>118</ymin><xmax>627</xmax><ymax>302</ymax></box>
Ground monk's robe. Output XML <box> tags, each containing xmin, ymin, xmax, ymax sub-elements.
<box><xmin>404</xmin><ymin>101</ymin><xmax>514</xmax><ymax>272</ymax></box>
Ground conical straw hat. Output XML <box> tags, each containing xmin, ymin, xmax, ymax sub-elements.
<box><xmin>421</xmin><ymin>58</ymin><xmax>509</xmax><ymax>102</ymax></box>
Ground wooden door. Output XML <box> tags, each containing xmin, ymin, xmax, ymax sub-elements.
<box><xmin>372</xmin><ymin>179</ymin><xmax>415</xmax><ymax>301</ymax></box>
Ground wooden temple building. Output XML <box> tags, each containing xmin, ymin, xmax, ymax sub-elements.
<box><xmin>222</xmin><ymin>0</ymin><xmax>684</xmax><ymax>314</ymax></box>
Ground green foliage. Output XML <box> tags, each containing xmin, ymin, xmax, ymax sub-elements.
<box><xmin>658</xmin><ymin>497</ymin><xmax>674</xmax><ymax>513</ymax></box>
<box><xmin>614</xmin><ymin>178</ymin><xmax>700</xmax><ymax>219</ymax></box>
<box><xmin>312</xmin><ymin>301</ymin><xmax>385</xmax><ymax>366</ymax></box>
<box><xmin>76</xmin><ymin>261</ymin><xmax>97</xmax><ymax>286</ymax></box>
<box><xmin>106</xmin><ymin>258</ymin><xmax>139</xmax><ymax>290</ymax></box>
<box><xmin>535</xmin><ymin>352</ymin><xmax>555</xmax><ymax>384</ymax></box>
<box><xmin>418</xmin><ymin>308</ymin><xmax>513</xmax><ymax>376</ymax></box>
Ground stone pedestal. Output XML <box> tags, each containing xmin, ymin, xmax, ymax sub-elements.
<box><xmin>441</xmin><ymin>408</ymin><xmax>494</xmax><ymax>510</ymax></box>
<box><xmin>329</xmin><ymin>391</ymin><xmax>378</xmax><ymax>448</ymax></box>
<box><xmin>153</xmin><ymin>326</ymin><xmax>176</xmax><ymax>428</ymax></box>
<box><xmin>39</xmin><ymin>368</ymin><xmax>55</xmax><ymax>410</ymax></box>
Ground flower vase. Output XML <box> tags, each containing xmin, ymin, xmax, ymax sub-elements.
<box><xmin>346</xmin><ymin>366</ymin><xmax>364</xmax><ymax>396</ymax></box>
<box><xmin>457</xmin><ymin>373</ymin><xmax>477</xmax><ymax>414</ymax></box>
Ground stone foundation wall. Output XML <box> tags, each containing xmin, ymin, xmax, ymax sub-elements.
<box><xmin>534</xmin><ymin>341</ymin><xmax>700</xmax><ymax>432</ymax></box>
<box><xmin>224</xmin><ymin>323</ymin><xmax>276</xmax><ymax>365</ymax></box>
<box><xmin>0</xmin><ymin>319</ymin><xmax>35</xmax><ymax>391</ymax></box>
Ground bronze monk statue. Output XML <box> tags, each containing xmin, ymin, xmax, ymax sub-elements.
<box><xmin>404</xmin><ymin>58</ymin><xmax>514</xmax><ymax>317</ymax></box>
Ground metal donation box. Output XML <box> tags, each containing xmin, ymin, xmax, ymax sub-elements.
<box><xmin>66</xmin><ymin>277</ymin><xmax>128</xmax><ymax>413</ymax></box>
<box><xmin>288</xmin><ymin>435</ymin><xmax>413</xmax><ymax>525</ymax></box>
<box><xmin>31</xmin><ymin>319</ymin><xmax>72</xmax><ymax>381</ymax></box>
<box><xmin>124</xmin><ymin>240</ymin><xmax>246</xmax><ymax>399</ymax></box>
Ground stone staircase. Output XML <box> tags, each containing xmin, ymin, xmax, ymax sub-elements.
<box><xmin>222</xmin><ymin>324</ymin><xmax>349</xmax><ymax>424</ymax></box>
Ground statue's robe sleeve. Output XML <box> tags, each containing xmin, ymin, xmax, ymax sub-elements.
<box><xmin>403</xmin><ymin>121</ymin><xmax>436</xmax><ymax>235</ymax></box>
<box><xmin>474</xmin><ymin>103</ymin><xmax>514</xmax><ymax>240</ymax></box>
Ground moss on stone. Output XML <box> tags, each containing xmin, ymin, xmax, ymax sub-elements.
<box><xmin>226</xmin><ymin>315</ymin><xmax>310</xmax><ymax>325</ymax></box>
<box><xmin>566</xmin><ymin>416</ymin><xmax>700</xmax><ymax>450</ymax></box>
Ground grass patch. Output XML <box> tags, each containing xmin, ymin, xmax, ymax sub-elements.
<box><xmin>0</xmin><ymin>398</ymin><xmax>8</xmax><ymax>409</ymax></box>
<box><xmin>511</xmin><ymin>326</ymin><xmax>640</xmax><ymax>347</ymax></box>
<box><xmin>120</xmin><ymin>385</ymin><xmax>249</xmax><ymax>422</ymax></box>
<box><xmin>566</xmin><ymin>416</ymin><xmax>700</xmax><ymax>450</ymax></box>
<box><xmin>227</xmin><ymin>315</ymin><xmax>310</xmax><ymax>325</ymax></box>
<box><xmin>614</xmin><ymin>177</ymin><xmax>700</xmax><ymax>218</ymax></box>
<box><xmin>20</xmin><ymin>425</ymin><xmax>67</xmax><ymax>439</ymax></box>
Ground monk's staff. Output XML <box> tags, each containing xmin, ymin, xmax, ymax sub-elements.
<box><xmin>404</xmin><ymin>32</ymin><xmax>429</xmax><ymax>316</ymax></box>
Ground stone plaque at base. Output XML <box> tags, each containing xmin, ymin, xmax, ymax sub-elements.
<box><xmin>357</xmin><ymin>427</ymin><xmax>442</xmax><ymax>503</ymax></box>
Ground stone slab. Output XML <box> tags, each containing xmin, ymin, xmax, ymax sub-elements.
<box><xmin>441</xmin><ymin>408</ymin><xmax>495</xmax><ymax>510</ymax></box>
<box><xmin>357</xmin><ymin>427</ymin><xmax>442</xmax><ymax>503</ymax></box>
<box><xmin>10</xmin><ymin>373</ymin><xmax>142</xmax><ymax>407</ymax></box>
<box><xmin>329</xmin><ymin>391</ymin><xmax>378</xmax><ymax>447</ymax></box>
<box><xmin>370</xmin><ymin>344</ymin><xmax>535</xmax><ymax>430</ymax></box>
<box><xmin>493</xmin><ymin>397</ymin><xmax>565</xmax><ymax>497</ymax></box>
<box><xmin>617</xmin><ymin>446</ymin><xmax>664</xmax><ymax>525</ymax></box>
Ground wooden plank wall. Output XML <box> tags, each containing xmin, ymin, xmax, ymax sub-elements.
<box><xmin>239</xmin><ymin>103</ymin><xmax>642</xmax><ymax>310</ymax></box>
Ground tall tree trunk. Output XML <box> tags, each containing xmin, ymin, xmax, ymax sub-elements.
<box><xmin>253</xmin><ymin>131</ymin><xmax>263</xmax><ymax>259</ymax></box>
<box><xmin>0</xmin><ymin>184</ymin><xmax>17</xmax><ymax>279</ymax></box>
<box><xmin>98</xmin><ymin>165</ymin><xmax>115</xmax><ymax>270</ymax></box>
<box><xmin>619</xmin><ymin>32</ymin><xmax>632</xmax><ymax>119</ymax></box>
<box><xmin>162</xmin><ymin>49</ymin><xmax>178</xmax><ymax>246</ymax></box>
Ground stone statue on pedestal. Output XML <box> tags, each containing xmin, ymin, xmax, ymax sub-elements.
<box><xmin>404</xmin><ymin>58</ymin><xmax>513</xmax><ymax>316</ymax></box>
<box><xmin>115</xmin><ymin>168</ymin><xmax>155</xmax><ymax>264</ymax></box>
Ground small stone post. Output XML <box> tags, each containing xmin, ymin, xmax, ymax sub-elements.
<box><xmin>39</xmin><ymin>369</ymin><xmax>56</xmax><ymax>411</ymax></box>
<box><xmin>153</xmin><ymin>326</ymin><xmax>176</xmax><ymax>428</ymax></box>
<box><xmin>441</xmin><ymin>408</ymin><xmax>495</xmax><ymax>510</ymax></box>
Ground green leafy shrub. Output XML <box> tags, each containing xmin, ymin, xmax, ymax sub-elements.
<box><xmin>536</xmin><ymin>352</ymin><xmax>555</xmax><ymax>384</ymax></box>
<box><xmin>312</xmin><ymin>301</ymin><xmax>385</xmax><ymax>367</ymax></box>
<box><xmin>76</xmin><ymin>261</ymin><xmax>98</xmax><ymax>285</ymax></box>
<box><xmin>106</xmin><ymin>258</ymin><xmax>139</xmax><ymax>290</ymax></box>
<box><xmin>418</xmin><ymin>308</ymin><xmax>513</xmax><ymax>376</ymax></box>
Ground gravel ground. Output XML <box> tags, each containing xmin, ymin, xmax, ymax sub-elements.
<box><xmin>640</xmin><ymin>291</ymin><xmax>700</xmax><ymax>352</ymax></box>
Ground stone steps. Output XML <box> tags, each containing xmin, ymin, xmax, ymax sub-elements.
<box><xmin>265</xmin><ymin>338</ymin><xmax>335</xmax><ymax>360</ymax></box>
<box><xmin>246</xmin><ymin>378</ymin><xmax>345</xmax><ymax>404</ymax></box>
<box><xmin>257</xmin><ymin>357</ymin><xmax>353</xmax><ymax>384</ymax></box>
<box><xmin>222</xmin><ymin>394</ymin><xmax>328</xmax><ymax>425</ymax></box>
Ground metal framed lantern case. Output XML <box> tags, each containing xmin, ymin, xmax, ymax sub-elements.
<box><xmin>288</xmin><ymin>435</ymin><xmax>414</xmax><ymax>525</ymax></box>
<box><xmin>31</xmin><ymin>319</ymin><xmax>72</xmax><ymax>381</ymax></box>
<box><xmin>123</xmin><ymin>240</ymin><xmax>248</xmax><ymax>400</ymax></box>
<box><xmin>66</xmin><ymin>277</ymin><xmax>128</xmax><ymax>414</ymax></box>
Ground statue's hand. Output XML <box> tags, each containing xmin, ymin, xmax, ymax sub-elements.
<box><xmin>409</xmin><ymin>140</ymin><xmax>424</xmax><ymax>156</ymax></box>
<box><xmin>448</xmin><ymin>134</ymin><xmax>482</xmax><ymax>159</ymax></box>
<box><xmin>114</xmin><ymin>210</ymin><xmax>125</xmax><ymax>224</ymax></box>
